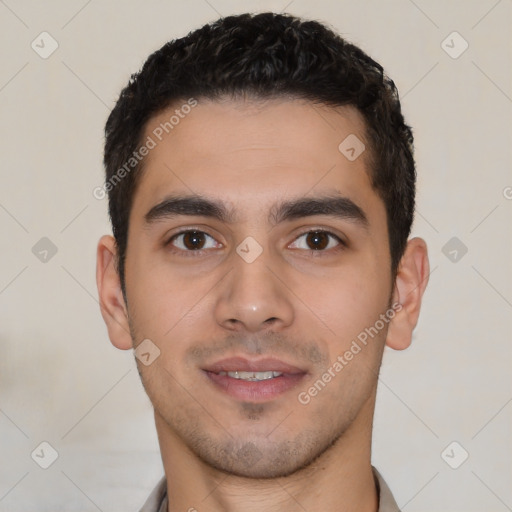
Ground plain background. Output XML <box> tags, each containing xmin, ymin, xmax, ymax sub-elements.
<box><xmin>0</xmin><ymin>1</ymin><xmax>511</xmax><ymax>511</ymax></box>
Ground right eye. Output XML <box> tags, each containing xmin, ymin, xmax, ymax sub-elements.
<box><xmin>167</xmin><ymin>230</ymin><xmax>222</xmax><ymax>255</ymax></box>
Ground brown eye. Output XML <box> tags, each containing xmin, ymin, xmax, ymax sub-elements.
<box><xmin>305</xmin><ymin>231</ymin><xmax>330</xmax><ymax>250</ymax></box>
<box><xmin>289</xmin><ymin>230</ymin><xmax>342</xmax><ymax>252</ymax></box>
<box><xmin>182</xmin><ymin>231</ymin><xmax>206</xmax><ymax>250</ymax></box>
<box><xmin>169</xmin><ymin>230</ymin><xmax>221</xmax><ymax>252</ymax></box>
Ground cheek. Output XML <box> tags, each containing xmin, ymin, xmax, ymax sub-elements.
<box><xmin>294</xmin><ymin>262</ymin><xmax>390</xmax><ymax>348</ymax></box>
<box><xmin>125</xmin><ymin>253</ymin><xmax>216</xmax><ymax>342</ymax></box>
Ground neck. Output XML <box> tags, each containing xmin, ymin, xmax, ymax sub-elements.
<box><xmin>155</xmin><ymin>397</ymin><xmax>379</xmax><ymax>512</ymax></box>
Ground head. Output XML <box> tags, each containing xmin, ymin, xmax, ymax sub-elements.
<box><xmin>97</xmin><ymin>12</ymin><xmax>429</xmax><ymax>479</ymax></box>
<box><xmin>104</xmin><ymin>12</ymin><xmax>416</xmax><ymax>298</ymax></box>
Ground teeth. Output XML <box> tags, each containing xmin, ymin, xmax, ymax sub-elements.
<box><xmin>218</xmin><ymin>371</ymin><xmax>283</xmax><ymax>381</ymax></box>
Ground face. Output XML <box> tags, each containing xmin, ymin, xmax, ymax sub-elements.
<box><xmin>122</xmin><ymin>98</ymin><xmax>394</xmax><ymax>478</ymax></box>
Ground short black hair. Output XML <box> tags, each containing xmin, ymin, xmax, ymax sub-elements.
<box><xmin>104</xmin><ymin>12</ymin><xmax>416</xmax><ymax>299</ymax></box>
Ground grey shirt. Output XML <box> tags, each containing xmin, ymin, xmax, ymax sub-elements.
<box><xmin>139</xmin><ymin>466</ymin><xmax>401</xmax><ymax>512</ymax></box>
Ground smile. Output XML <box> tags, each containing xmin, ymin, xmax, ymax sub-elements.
<box><xmin>218</xmin><ymin>370</ymin><xmax>283</xmax><ymax>381</ymax></box>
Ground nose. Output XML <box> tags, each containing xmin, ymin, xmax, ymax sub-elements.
<box><xmin>214</xmin><ymin>249</ymin><xmax>294</xmax><ymax>333</ymax></box>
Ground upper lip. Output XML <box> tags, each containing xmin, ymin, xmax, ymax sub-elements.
<box><xmin>203</xmin><ymin>356</ymin><xmax>306</xmax><ymax>375</ymax></box>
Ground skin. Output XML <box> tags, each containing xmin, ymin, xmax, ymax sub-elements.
<box><xmin>96</xmin><ymin>97</ymin><xmax>429</xmax><ymax>512</ymax></box>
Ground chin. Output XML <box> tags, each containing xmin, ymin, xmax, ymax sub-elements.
<box><xmin>190</xmin><ymin>431</ymin><xmax>341</xmax><ymax>480</ymax></box>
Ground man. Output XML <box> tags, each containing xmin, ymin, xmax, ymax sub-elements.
<box><xmin>96</xmin><ymin>12</ymin><xmax>429</xmax><ymax>512</ymax></box>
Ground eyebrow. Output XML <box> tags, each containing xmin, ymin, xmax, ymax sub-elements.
<box><xmin>144</xmin><ymin>194</ymin><xmax>369</xmax><ymax>229</ymax></box>
<box><xmin>270</xmin><ymin>195</ymin><xmax>368</xmax><ymax>228</ymax></box>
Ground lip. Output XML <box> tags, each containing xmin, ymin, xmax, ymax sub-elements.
<box><xmin>203</xmin><ymin>356</ymin><xmax>307</xmax><ymax>403</ymax></box>
<box><xmin>203</xmin><ymin>356</ymin><xmax>305</xmax><ymax>374</ymax></box>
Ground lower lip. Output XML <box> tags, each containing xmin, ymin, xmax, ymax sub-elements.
<box><xmin>204</xmin><ymin>371</ymin><xmax>306</xmax><ymax>402</ymax></box>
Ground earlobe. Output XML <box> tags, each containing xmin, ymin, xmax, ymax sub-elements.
<box><xmin>96</xmin><ymin>235</ymin><xmax>133</xmax><ymax>350</ymax></box>
<box><xmin>386</xmin><ymin>237</ymin><xmax>430</xmax><ymax>351</ymax></box>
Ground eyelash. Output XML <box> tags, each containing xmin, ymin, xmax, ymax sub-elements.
<box><xmin>165</xmin><ymin>229</ymin><xmax>346</xmax><ymax>258</ymax></box>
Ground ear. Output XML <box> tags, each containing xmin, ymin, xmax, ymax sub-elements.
<box><xmin>96</xmin><ymin>235</ymin><xmax>133</xmax><ymax>350</ymax></box>
<box><xmin>386</xmin><ymin>237</ymin><xmax>430</xmax><ymax>351</ymax></box>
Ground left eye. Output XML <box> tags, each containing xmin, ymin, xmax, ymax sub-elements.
<box><xmin>289</xmin><ymin>231</ymin><xmax>342</xmax><ymax>251</ymax></box>
<box><xmin>169</xmin><ymin>230</ymin><xmax>221</xmax><ymax>251</ymax></box>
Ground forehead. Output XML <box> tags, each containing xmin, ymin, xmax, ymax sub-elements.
<box><xmin>132</xmin><ymin>97</ymin><xmax>380</xmax><ymax>223</ymax></box>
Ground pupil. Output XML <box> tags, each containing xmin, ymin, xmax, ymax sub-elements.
<box><xmin>184</xmin><ymin>231</ymin><xmax>204</xmax><ymax>250</ymax></box>
<box><xmin>308</xmin><ymin>231</ymin><xmax>328</xmax><ymax>250</ymax></box>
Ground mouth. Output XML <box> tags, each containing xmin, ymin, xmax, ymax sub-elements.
<box><xmin>217</xmin><ymin>370</ymin><xmax>284</xmax><ymax>381</ymax></box>
<box><xmin>202</xmin><ymin>357</ymin><xmax>307</xmax><ymax>402</ymax></box>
